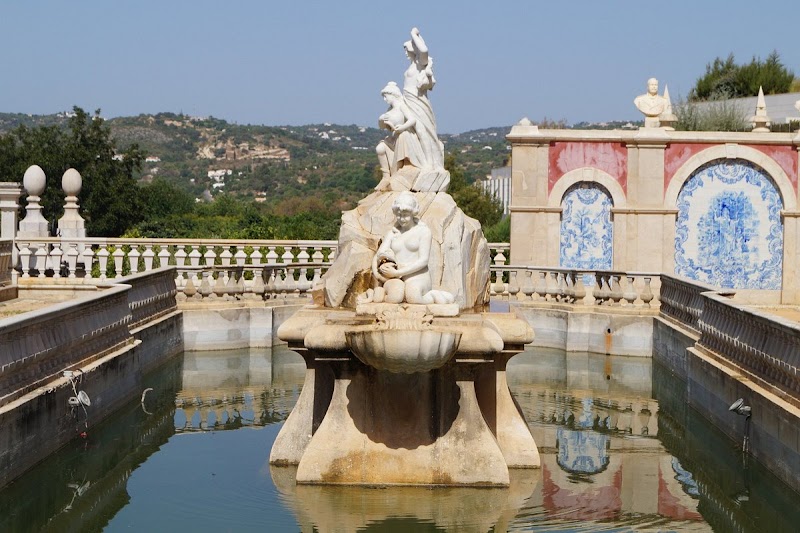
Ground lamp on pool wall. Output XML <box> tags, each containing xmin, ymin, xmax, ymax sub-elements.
<box><xmin>729</xmin><ymin>398</ymin><xmax>752</xmax><ymax>453</ymax></box>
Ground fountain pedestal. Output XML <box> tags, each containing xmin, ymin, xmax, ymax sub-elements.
<box><xmin>271</xmin><ymin>307</ymin><xmax>539</xmax><ymax>486</ymax></box>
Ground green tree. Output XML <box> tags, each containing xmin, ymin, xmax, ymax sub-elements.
<box><xmin>0</xmin><ymin>106</ymin><xmax>145</xmax><ymax>236</ymax></box>
<box><xmin>690</xmin><ymin>51</ymin><xmax>795</xmax><ymax>101</ymax></box>
<box><xmin>446</xmin><ymin>152</ymin><xmax>504</xmax><ymax>228</ymax></box>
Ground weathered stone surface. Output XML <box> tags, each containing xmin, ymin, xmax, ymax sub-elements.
<box><xmin>320</xmin><ymin>190</ymin><xmax>490</xmax><ymax>310</ymax></box>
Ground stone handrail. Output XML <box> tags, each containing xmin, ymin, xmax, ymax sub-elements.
<box><xmin>488</xmin><ymin>264</ymin><xmax>660</xmax><ymax>309</ymax></box>
<box><xmin>115</xmin><ymin>267</ymin><xmax>178</xmax><ymax>329</ymax></box>
<box><xmin>698</xmin><ymin>292</ymin><xmax>800</xmax><ymax>398</ymax></box>
<box><xmin>12</xmin><ymin>238</ymin><xmax>512</xmax><ymax>301</ymax></box>
<box><xmin>0</xmin><ymin>285</ymin><xmax>132</xmax><ymax>407</ymax></box>
<box><xmin>658</xmin><ymin>274</ymin><xmax>719</xmax><ymax>334</ymax></box>
<box><xmin>0</xmin><ymin>239</ymin><xmax>11</xmax><ymax>287</ymax></box>
<box><xmin>0</xmin><ymin>268</ymin><xmax>181</xmax><ymax>408</ymax></box>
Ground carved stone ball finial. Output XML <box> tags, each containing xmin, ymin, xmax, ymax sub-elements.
<box><xmin>23</xmin><ymin>165</ymin><xmax>46</xmax><ymax>197</ymax></box>
<box><xmin>62</xmin><ymin>168</ymin><xmax>82</xmax><ymax>197</ymax></box>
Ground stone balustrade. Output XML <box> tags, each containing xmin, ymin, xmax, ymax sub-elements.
<box><xmin>488</xmin><ymin>263</ymin><xmax>660</xmax><ymax>309</ymax></box>
<box><xmin>12</xmin><ymin>238</ymin><xmax>512</xmax><ymax>301</ymax></box>
<box><xmin>0</xmin><ymin>285</ymin><xmax>132</xmax><ymax>407</ymax></box>
<box><xmin>659</xmin><ymin>274</ymin><xmax>718</xmax><ymax>334</ymax></box>
<box><xmin>0</xmin><ymin>268</ymin><xmax>180</xmax><ymax>408</ymax></box>
<box><xmin>697</xmin><ymin>293</ymin><xmax>800</xmax><ymax>399</ymax></box>
<box><xmin>0</xmin><ymin>239</ymin><xmax>11</xmax><ymax>287</ymax></box>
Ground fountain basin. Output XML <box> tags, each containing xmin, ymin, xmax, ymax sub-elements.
<box><xmin>345</xmin><ymin>328</ymin><xmax>461</xmax><ymax>373</ymax></box>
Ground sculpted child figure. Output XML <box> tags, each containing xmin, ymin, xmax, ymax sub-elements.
<box><xmin>360</xmin><ymin>192</ymin><xmax>455</xmax><ymax>305</ymax></box>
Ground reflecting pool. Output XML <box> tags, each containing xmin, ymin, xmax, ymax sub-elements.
<box><xmin>1</xmin><ymin>346</ymin><xmax>798</xmax><ymax>532</ymax></box>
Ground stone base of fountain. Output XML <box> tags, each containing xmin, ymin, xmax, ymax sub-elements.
<box><xmin>271</xmin><ymin>306</ymin><xmax>539</xmax><ymax>486</ymax></box>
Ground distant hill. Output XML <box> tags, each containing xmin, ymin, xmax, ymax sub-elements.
<box><xmin>0</xmin><ymin>111</ymin><xmax>515</xmax><ymax>204</ymax></box>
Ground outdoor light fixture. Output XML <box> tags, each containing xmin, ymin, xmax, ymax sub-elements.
<box><xmin>729</xmin><ymin>398</ymin><xmax>752</xmax><ymax>453</ymax></box>
<box><xmin>729</xmin><ymin>398</ymin><xmax>751</xmax><ymax>418</ymax></box>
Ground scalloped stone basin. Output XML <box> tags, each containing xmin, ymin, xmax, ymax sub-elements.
<box><xmin>345</xmin><ymin>329</ymin><xmax>462</xmax><ymax>374</ymax></box>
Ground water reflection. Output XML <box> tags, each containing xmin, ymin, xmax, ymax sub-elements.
<box><xmin>272</xmin><ymin>465</ymin><xmax>539</xmax><ymax>533</ymax></box>
<box><xmin>0</xmin><ymin>346</ymin><xmax>797</xmax><ymax>532</ymax></box>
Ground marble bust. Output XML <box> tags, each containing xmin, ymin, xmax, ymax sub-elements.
<box><xmin>634</xmin><ymin>78</ymin><xmax>668</xmax><ymax>126</ymax></box>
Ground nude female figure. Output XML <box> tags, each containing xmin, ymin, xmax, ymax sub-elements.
<box><xmin>364</xmin><ymin>192</ymin><xmax>454</xmax><ymax>305</ymax></box>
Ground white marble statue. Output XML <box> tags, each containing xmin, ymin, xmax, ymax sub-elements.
<box><xmin>634</xmin><ymin>78</ymin><xmax>668</xmax><ymax>127</ymax></box>
<box><xmin>376</xmin><ymin>28</ymin><xmax>444</xmax><ymax>182</ymax></box>
<box><xmin>376</xmin><ymin>82</ymin><xmax>426</xmax><ymax>179</ymax></box>
<box><xmin>359</xmin><ymin>192</ymin><xmax>454</xmax><ymax>305</ymax></box>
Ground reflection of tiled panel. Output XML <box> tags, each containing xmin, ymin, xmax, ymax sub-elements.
<box><xmin>560</xmin><ymin>185</ymin><xmax>613</xmax><ymax>271</ymax></box>
<box><xmin>675</xmin><ymin>159</ymin><xmax>783</xmax><ymax>289</ymax></box>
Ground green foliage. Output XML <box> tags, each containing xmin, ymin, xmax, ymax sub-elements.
<box><xmin>0</xmin><ymin>107</ymin><xmax>144</xmax><ymax>236</ymax></box>
<box><xmin>674</xmin><ymin>97</ymin><xmax>749</xmax><ymax>132</ymax></box>
<box><xmin>483</xmin><ymin>216</ymin><xmax>510</xmax><ymax>242</ymax></box>
<box><xmin>690</xmin><ymin>51</ymin><xmax>795</xmax><ymax>101</ymax></box>
<box><xmin>446</xmin><ymin>153</ymin><xmax>504</xmax><ymax>228</ymax></box>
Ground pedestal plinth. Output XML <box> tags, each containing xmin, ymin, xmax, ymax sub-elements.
<box><xmin>271</xmin><ymin>307</ymin><xmax>539</xmax><ymax>486</ymax></box>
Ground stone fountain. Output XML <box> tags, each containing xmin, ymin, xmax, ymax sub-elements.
<box><xmin>271</xmin><ymin>28</ymin><xmax>538</xmax><ymax>486</ymax></box>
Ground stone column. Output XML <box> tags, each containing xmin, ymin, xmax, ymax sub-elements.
<box><xmin>628</xmin><ymin>130</ymin><xmax>670</xmax><ymax>272</ymax></box>
<box><xmin>507</xmin><ymin>119</ymin><xmax>551</xmax><ymax>265</ymax></box>
<box><xmin>0</xmin><ymin>183</ymin><xmax>22</xmax><ymax>241</ymax></box>
<box><xmin>0</xmin><ymin>182</ymin><xmax>23</xmax><ymax>278</ymax></box>
<box><xmin>17</xmin><ymin>166</ymin><xmax>50</xmax><ymax>276</ymax></box>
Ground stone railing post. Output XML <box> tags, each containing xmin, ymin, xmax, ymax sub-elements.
<box><xmin>0</xmin><ymin>183</ymin><xmax>22</xmax><ymax>274</ymax></box>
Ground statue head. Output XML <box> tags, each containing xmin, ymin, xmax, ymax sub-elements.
<box><xmin>404</xmin><ymin>40</ymin><xmax>415</xmax><ymax>60</ymax></box>
<box><xmin>381</xmin><ymin>82</ymin><xmax>402</xmax><ymax>104</ymax></box>
<box><xmin>392</xmin><ymin>191</ymin><xmax>420</xmax><ymax>217</ymax></box>
<box><xmin>647</xmin><ymin>78</ymin><xmax>659</xmax><ymax>96</ymax></box>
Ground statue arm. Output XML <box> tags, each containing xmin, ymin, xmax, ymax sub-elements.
<box><xmin>410</xmin><ymin>27</ymin><xmax>429</xmax><ymax>67</ymax></box>
<box><xmin>372</xmin><ymin>231</ymin><xmax>394</xmax><ymax>283</ymax></box>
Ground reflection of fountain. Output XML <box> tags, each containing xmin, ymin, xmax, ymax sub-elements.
<box><xmin>270</xmin><ymin>28</ymin><xmax>537</xmax><ymax>486</ymax></box>
<box><xmin>271</xmin><ymin>465</ymin><xmax>539</xmax><ymax>532</ymax></box>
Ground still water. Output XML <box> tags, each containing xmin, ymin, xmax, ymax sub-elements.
<box><xmin>1</xmin><ymin>346</ymin><xmax>798</xmax><ymax>532</ymax></box>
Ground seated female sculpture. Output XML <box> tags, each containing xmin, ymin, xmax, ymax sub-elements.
<box><xmin>360</xmin><ymin>192</ymin><xmax>454</xmax><ymax>305</ymax></box>
<box><xmin>376</xmin><ymin>82</ymin><xmax>426</xmax><ymax>179</ymax></box>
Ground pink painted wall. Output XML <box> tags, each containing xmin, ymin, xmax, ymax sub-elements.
<box><xmin>664</xmin><ymin>143</ymin><xmax>798</xmax><ymax>193</ymax></box>
<box><xmin>548</xmin><ymin>142</ymin><xmax>627</xmax><ymax>194</ymax></box>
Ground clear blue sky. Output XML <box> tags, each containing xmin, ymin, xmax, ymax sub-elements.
<box><xmin>1</xmin><ymin>1</ymin><xmax>798</xmax><ymax>133</ymax></box>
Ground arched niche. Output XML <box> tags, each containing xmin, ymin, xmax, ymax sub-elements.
<box><xmin>549</xmin><ymin>167</ymin><xmax>626</xmax><ymax>208</ymax></box>
<box><xmin>559</xmin><ymin>181</ymin><xmax>614</xmax><ymax>271</ymax></box>
<box><xmin>674</xmin><ymin>159</ymin><xmax>783</xmax><ymax>289</ymax></box>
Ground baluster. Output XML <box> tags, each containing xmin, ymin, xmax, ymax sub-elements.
<box><xmin>623</xmin><ymin>275</ymin><xmax>637</xmax><ymax>307</ymax></box>
<box><xmin>281</xmin><ymin>248</ymin><xmax>294</xmax><ymax>264</ymax></box>
<box><xmin>82</xmin><ymin>247</ymin><xmax>94</xmax><ymax>277</ymax></box>
<box><xmin>158</xmin><ymin>246</ymin><xmax>171</xmax><ymax>268</ymax></box>
<box><xmin>533</xmin><ymin>271</ymin><xmax>547</xmax><ymax>301</ymax></box>
<box><xmin>220</xmin><ymin>247</ymin><xmax>233</xmax><ymax>267</ymax></box>
<box><xmin>213</xmin><ymin>270</ymin><xmax>227</xmax><ymax>298</ymax></box>
<box><xmin>546</xmin><ymin>271</ymin><xmax>560</xmax><ymax>301</ymax></box>
<box><xmin>140</xmin><ymin>244</ymin><xmax>154</xmax><ymax>271</ymax></box>
<box><xmin>35</xmin><ymin>245</ymin><xmax>48</xmax><ymax>278</ymax></box>
<box><xmin>508</xmin><ymin>270</ymin><xmax>520</xmax><ymax>301</ymax></box>
<box><xmin>520</xmin><ymin>270</ymin><xmax>534</xmax><ymax>301</ymax></box>
<box><xmin>112</xmin><ymin>247</ymin><xmax>125</xmax><ymax>278</ymax></box>
<box><xmin>234</xmin><ymin>247</ymin><xmax>247</xmax><ymax>267</ymax></box>
<box><xmin>19</xmin><ymin>245</ymin><xmax>32</xmax><ymax>278</ymax></box>
<box><xmin>562</xmin><ymin>272</ymin><xmax>575</xmax><ymax>303</ymax></box>
<box><xmin>312</xmin><ymin>247</ymin><xmax>323</xmax><ymax>264</ymax></box>
<box><xmin>204</xmin><ymin>247</ymin><xmax>217</xmax><ymax>268</ymax></box>
<box><xmin>266</xmin><ymin>246</ymin><xmax>278</xmax><ymax>264</ymax></box>
<box><xmin>265</xmin><ymin>268</ymin><xmax>277</xmax><ymax>298</ymax></box>
<box><xmin>199</xmin><ymin>271</ymin><xmax>213</xmax><ymax>299</ymax></box>
<box><xmin>297</xmin><ymin>248</ymin><xmax>310</xmax><ymax>264</ymax></box>
<box><xmin>97</xmin><ymin>246</ymin><xmax>110</xmax><ymax>280</ymax></box>
<box><xmin>328</xmin><ymin>246</ymin><xmax>336</xmax><ymax>262</ymax></box>
<box><xmin>493</xmin><ymin>267</ymin><xmax>506</xmax><ymax>296</ymax></box>
<box><xmin>174</xmin><ymin>245</ymin><xmax>187</xmax><ymax>287</ymax></box>
<box><xmin>251</xmin><ymin>266</ymin><xmax>266</xmax><ymax>300</ymax></box>
<box><xmin>609</xmin><ymin>275</ymin><xmax>623</xmax><ymax>306</ymax></box>
<box><xmin>50</xmin><ymin>244</ymin><xmax>63</xmax><ymax>279</ymax></box>
<box><xmin>129</xmin><ymin>245</ymin><xmax>141</xmax><ymax>274</ymax></box>
<box><xmin>573</xmin><ymin>271</ymin><xmax>589</xmax><ymax>305</ymax></box>
<box><xmin>65</xmin><ymin>244</ymin><xmax>79</xmax><ymax>279</ymax></box>
<box><xmin>641</xmin><ymin>277</ymin><xmax>654</xmax><ymax>308</ymax></box>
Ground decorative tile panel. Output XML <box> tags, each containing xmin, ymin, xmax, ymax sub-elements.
<box><xmin>560</xmin><ymin>184</ymin><xmax>613</xmax><ymax>273</ymax></box>
<box><xmin>675</xmin><ymin>159</ymin><xmax>783</xmax><ymax>289</ymax></box>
